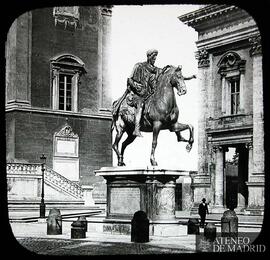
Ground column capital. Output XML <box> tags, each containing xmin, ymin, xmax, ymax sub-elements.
<box><xmin>101</xmin><ymin>6</ymin><xmax>112</xmax><ymax>16</ymax></box>
<box><xmin>195</xmin><ymin>48</ymin><xmax>210</xmax><ymax>68</ymax></box>
<box><xmin>249</xmin><ymin>34</ymin><xmax>262</xmax><ymax>56</ymax></box>
<box><xmin>245</xmin><ymin>142</ymin><xmax>253</xmax><ymax>150</ymax></box>
<box><xmin>220</xmin><ymin>71</ymin><xmax>227</xmax><ymax>79</ymax></box>
<box><xmin>212</xmin><ymin>145</ymin><xmax>224</xmax><ymax>153</ymax></box>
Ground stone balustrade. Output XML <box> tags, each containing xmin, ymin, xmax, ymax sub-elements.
<box><xmin>44</xmin><ymin>167</ymin><xmax>83</xmax><ymax>199</ymax></box>
<box><xmin>7</xmin><ymin>162</ymin><xmax>83</xmax><ymax>199</ymax></box>
<box><xmin>6</xmin><ymin>162</ymin><xmax>42</xmax><ymax>175</ymax></box>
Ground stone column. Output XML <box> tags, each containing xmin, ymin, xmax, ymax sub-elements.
<box><xmin>237</xmin><ymin>146</ymin><xmax>247</xmax><ymax>209</ymax></box>
<box><xmin>245</xmin><ymin>34</ymin><xmax>264</xmax><ymax>215</ymax></box>
<box><xmin>100</xmin><ymin>6</ymin><xmax>112</xmax><ymax>111</ymax></box>
<box><xmin>195</xmin><ymin>48</ymin><xmax>210</xmax><ymax>176</ymax></box>
<box><xmin>189</xmin><ymin>48</ymin><xmax>212</xmax><ymax>210</ymax></box>
<box><xmin>5</xmin><ymin>11</ymin><xmax>32</xmax><ymax>107</ymax></box>
<box><xmin>250</xmin><ymin>35</ymin><xmax>264</xmax><ymax>176</ymax></box>
<box><xmin>214</xmin><ymin>146</ymin><xmax>225</xmax><ymax>210</ymax></box>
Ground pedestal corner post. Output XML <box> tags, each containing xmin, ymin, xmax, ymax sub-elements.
<box><xmin>150</xmin><ymin>177</ymin><xmax>177</xmax><ymax>221</ymax></box>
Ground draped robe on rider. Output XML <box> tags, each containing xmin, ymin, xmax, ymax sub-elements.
<box><xmin>112</xmin><ymin>62</ymin><xmax>161</xmax><ymax>117</ymax></box>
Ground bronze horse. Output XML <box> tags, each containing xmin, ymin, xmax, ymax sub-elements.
<box><xmin>111</xmin><ymin>65</ymin><xmax>194</xmax><ymax>166</ymax></box>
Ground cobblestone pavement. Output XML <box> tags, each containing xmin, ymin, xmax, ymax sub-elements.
<box><xmin>16</xmin><ymin>237</ymin><xmax>194</xmax><ymax>255</ymax></box>
<box><xmin>9</xmin><ymin>220</ymin><xmax>263</xmax><ymax>255</ymax></box>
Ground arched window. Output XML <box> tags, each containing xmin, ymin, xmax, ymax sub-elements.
<box><xmin>217</xmin><ymin>52</ymin><xmax>246</xmax><ymax>115</ymax></box>
<box><xmin>51</xmin><ymin>54</ymin><xmax>86</xmax><ymax>112</ymax></box>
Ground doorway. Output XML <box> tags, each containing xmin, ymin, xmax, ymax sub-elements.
<box><xmin>225</xmin><ymin>145</ymin><xmax>248</xmax><ymax>210</ymax></box>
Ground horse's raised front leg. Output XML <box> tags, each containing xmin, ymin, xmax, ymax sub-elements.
<box><xmin>171</xmin><ymin>122</ymin><xmax>194</xmax><ymax>152</ymax></box>
<box><xmin>150</xmin><ymin>121</ymin><xmax>162</xmax><ymax>166</ymax></box>
<box><xmin>120</xmin><ymin>132</ymin><xmax>136</xmax><ymax>166</ymax></box>
<box><xmin>112</xmin><ymin>121</ymin><xmax>125</xmax><ymax>166</ymax></box>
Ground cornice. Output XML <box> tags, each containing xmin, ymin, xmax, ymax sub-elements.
<box><xmin>5</xmin><ymin>105</ymin><xmax>112</xmax><ymax>120</ymax></box>
<box><xmin>179</xmin><ymin>5</ymin><xmax>228</xmax><ymax>23</ymax></box>
<box><xmin>179</xmin><ymin>5</ymin><xmax>250</xmax><ymax>32</ymax></box>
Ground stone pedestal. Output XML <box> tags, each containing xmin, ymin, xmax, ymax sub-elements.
<box><xmin>94</xmin><ymin>167</ymin><xmax>190</xmax><ymax>236</ymax></box>
<box><xmin>95</xmin><ymin>167</ymin><xmax>189</xmax><ymax>221</ymax></box>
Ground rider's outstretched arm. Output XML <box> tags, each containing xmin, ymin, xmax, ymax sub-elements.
<box><xmin>184</xmin><ymin>75</ymin><xmax>196</xmax><ymax>80</ymax></box>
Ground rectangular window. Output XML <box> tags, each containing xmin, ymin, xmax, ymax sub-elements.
<box><xmin>58</xmin><ymin>73</ymin><xmax>73</xmax><ymax>111</ymax></box>
<box><xmin>230</xmin><ymin>78</ymin><xmax>240</xmax><ymax>115</ymax></box>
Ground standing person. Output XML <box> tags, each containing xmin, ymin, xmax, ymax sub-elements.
<box><xmin>198</xmin><ymin>198</ymin><xmax>209</xmax><ymax>228</ymax></box>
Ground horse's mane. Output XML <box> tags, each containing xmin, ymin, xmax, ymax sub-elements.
<box><xmin>156</xmin><ymin>65</ymin><xmax>175</xmax><ymax>82</ymax></box>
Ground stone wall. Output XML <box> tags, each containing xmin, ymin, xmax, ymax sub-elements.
<box><xmin>30</xmin><ymin>7</ymin><xmax>108</xmax><ymax>112</ymax></box>
<box><xmin>6</xmin><ymin>110</ymin><xmax>112</xmax><ymax>185</ymax></box>
<box><xmin>5</xmin><ymin>6</ymin><xmax>113</xmax><ymax>187</ymax></box>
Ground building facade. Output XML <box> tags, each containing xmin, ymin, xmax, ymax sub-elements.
<box><xmin>6</xmin><ymin>6</ymin><xmax>113</xmax><ymax>203</ymax></box>
<box><xmin>179</xmin><ymin>5</ymin><xmax>264</xmax><ymax>215</ymax></box>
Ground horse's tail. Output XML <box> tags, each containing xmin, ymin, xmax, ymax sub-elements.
<box><xmin>111</xmin><ymin>89</ymin><xmax>129</xmax><ymax>133</ymax></box>
<box><xmin>112</xmin><ymin>89</ymin><xmax>128</xmax><ymax>116</ymax></box>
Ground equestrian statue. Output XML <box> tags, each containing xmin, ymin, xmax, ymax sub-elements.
<box><xmin>111</xmin><ymin>49</ymin><xmax>196</xmax><ymax>166</ymax></box>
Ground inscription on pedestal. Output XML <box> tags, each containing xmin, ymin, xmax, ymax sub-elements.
<box><xmin>110</xmin><ymin>187</ymin><xmax>140</xmax><ymax>215</ymax></box>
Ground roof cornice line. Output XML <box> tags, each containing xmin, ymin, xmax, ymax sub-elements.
<box><xmin>178</xmin><ymin>5</ymin><xmax>238</xmax><ymax>26</ymax></box>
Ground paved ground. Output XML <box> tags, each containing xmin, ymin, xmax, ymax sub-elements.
<box><xmin>15</xmin><ymin>236</ymin><xmax>196</xmax><ymax>255</ymax></box>
<box><xmin>10</xmin><ymin>222</ymin><xmax>197</xmax><ymax>255</ymax></box>
<box><xmin>9</xmin><ymin>219</ymin><xmax>263</xmax><ymax>255</ymax></box>
<box><xmin>7</xmin><ymin>209</ymin><xmax>264</xmax><ymax>255</ymax></box>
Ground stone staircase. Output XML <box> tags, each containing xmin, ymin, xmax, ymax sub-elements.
<box><xmin>7</xmin><ymin>163</ymin><xmax>83</xmax><ymax>200</ymax></box>
<box><xmin>44</xmin><ymin>166</ymin><xmax>83</xmax><ymax>199</ymax></box>
<box><xmin>6</xmin><ymin>163</ymin><xmax>100</xmax><ymax>216</ymax></box>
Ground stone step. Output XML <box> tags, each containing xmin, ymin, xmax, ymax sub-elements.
<box><xmin>9</xmin><ymin>210</ymin><xmax>104</xmax><ymax>223</ymax></box>
<box><xmin>176</xmin><ymin>217</ymin><xmax>263</xmax><ymax>228</ymax></box>
<box><xmin>8</xmin><ymin>200</ymin><xmax>101</xmax><ymax>213</ymax></box>
<box><xmin>9</xmin><ymin>199</ymin><xmax>85</xmax><ymax>204</ymax></box>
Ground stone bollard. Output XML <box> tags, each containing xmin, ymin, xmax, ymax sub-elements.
<box><xmin>221</xmin><ymin>209</ymin><xmax>238</xmax><ymax>237</ymax></box>
<box><xmin>131</xmin><ymin>211</ymin><xmax>149</xmax><ymax>243</ymax></box>
<box><xmin>204</xmin><ymin>223</ymin><xmax>216</xmax><ymax>242</ymax></box>
<box><xmin>77</xmin><ymin>216</ymin><xmax>88</xmax><ymax>232</ymax></box>
<box><xmin>47</xmin><ymin>208</ymin><xmax>62</xmax><ymax>235</ymax></box>
<box><xmin>187</xmin><ymin>218</ymin><xmax>200</xmax><ymax>235</ymax></box>
<box><xmin>71</xmin><ymin>219</ymin><xmax>86</xmax><ymax>239</ymax></box>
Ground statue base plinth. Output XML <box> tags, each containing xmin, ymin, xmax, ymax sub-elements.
<box><xmin>87</xmin><ymin>217</ymin><xmax>188</xmax><ymax>237</ymax></box>
<box><xmin>95</xmin><ymin>166</ymin><xmax>190</xmax><ymax>222</ymax></box>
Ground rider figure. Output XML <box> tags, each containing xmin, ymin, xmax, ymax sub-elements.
<box><xmin>127</xmin><ymin>49</ymin><xmax>160</xmax><ymax>137</ymax></box>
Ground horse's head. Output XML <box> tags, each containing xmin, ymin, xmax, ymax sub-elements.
<box><xmin>170</xmin><ymin>65</ymin><xmax>187</xmax><ymax>96</ymax></box>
